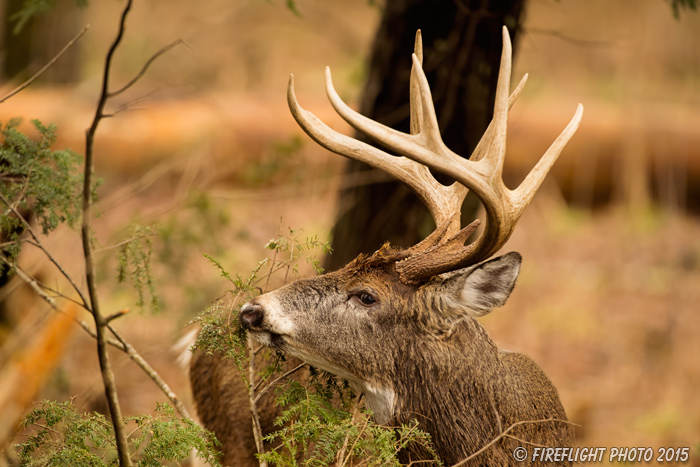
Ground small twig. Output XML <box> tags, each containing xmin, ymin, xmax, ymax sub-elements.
<box><xmin>103</xmin><ymin>87</ymin><xmax>162</xmax><ymax>118</ymax></box>
<box><xmin>263</xmin><ymin>244</ymin><xmax>279</xmax><ymax>293</ymax></box>
<box><xmin>283</xmin><ymin>237</ymin><xmax>294</xmax><ymax>285</ymax></box>
<box><xmin>0</xmin><ymin>192</ymin><xmax>90</xmax><ymax>309</ymax></box>
<box><xmin>489</xmin><ymin>393</ymin><xmax>503</xmax><ymax>435</ymax></box>
<box><xmin>226</xmin><ymin>289</ymin><xmax>243</xmax><ymax>328</ymax></box>
<box><xmin>526</xmin><ymin>27</ymin><xmax>614</xmax><ymax>48</ymax></box>
<box><xmin>94</xmin><ymin>230</ymin><xmax>158</xmax><ymax>254</ymax></box>
<box><xmin>245</xmin><ymin>336</ymin><xmax>268</xmax><ymax>467</ymax></box>
<box><xmin>0</xmin><ymin>239</ymin><xmax>29</xmax><ymax>249</ymax></box>
<box><xmin>253</xmin><ymin>362</ymin><xmax>306</xmax><ymax>403</ymax></box>
<box><xmin>405</xmin><ymin>460</ymin><xmax>440</xmax><ymax>466</ymax></box>
<box><xmin>340</xmin><ymin>412</ymin><xmax>370</xmax><ymax>467</ymax></box>
<box><xmin>129</xmin><ymin>427</ymin><xmax>154</xmax><ymax>461</ymax></box>
<box><xmin>33</xmin><ymin>280</ymin><xmax>87</xmax><ymax>310</ymax></box>
<box><xmin>503</xmin><ymin>433</ymin><xmax>548</xmax><ymax>449</ymax></box>
<box><xmin>105</xmin><ymin>308</ymin><xmax>130</xmax><ymax>322</ymax></box>
<box><xmin>450</xmin><ymin>418</ymin><xmax>575</xmax><ymax>467</ymax></box>
<box><xmin>11</xmin><ymin>167</ymin><xmax>32</xmax><ymax>212</ymax></box>
<box><xmin>75</xmin><ymin>318</ymin><xmax>122</xmax><ymax>348</ymax></box>
<box><xmin>0</xmin><ymin>25</ymin><xmax>89</xmax><ymax>104</ymax></box>
<box><xmin>335</xmin><ymin>393</ymin><xmax>364</xmax><ymax>466</ymax></box>
<box><xmin>108</xmin><ymin>40</ymin><xmax>184</xmax><ymax>98</ymax></box>
<box><xmin>394</xmin><ymin>422</ymin><xmax>422</xmax><ymax>456</ymax></box>
<box><xmin>106</xmin><ymin>324</ymin><xmax>191</xmax><ymax>420</ymax></box>
<box><xmin>3</xmin><ymin>257</ymin><xmax>61</xmax><ymax>312</ymax></box>
<box><xmin>28</xmin><ymin>239</ymin><xmax>90</xmax><ymax>308</ymax></box>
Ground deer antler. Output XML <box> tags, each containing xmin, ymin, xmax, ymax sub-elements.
<box><xmin>288</xmin><ymin>26</ymin><xmax>583</xmax><ymax>284</ymax></box>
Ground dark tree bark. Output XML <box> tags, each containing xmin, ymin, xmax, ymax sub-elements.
<box><xmin>325</xmin><ymin>0</ymin><xmax>525</xmax><ymax>271</ymax></box>
<box><xmin>1</xmin><ymin>0</ymin><xmax>82</xmax><ymax>83</ymax></box>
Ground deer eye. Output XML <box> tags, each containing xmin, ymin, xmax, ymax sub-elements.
<box><xmin>359</xmin><ymin>292</ymin><xmax>376</xmax><ymax>306</ymax></box>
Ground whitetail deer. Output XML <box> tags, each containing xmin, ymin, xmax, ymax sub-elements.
<box><xmin>192</xmin><ymin>27</ymin><xmax>582</xmax><ymax>466</ymax></box>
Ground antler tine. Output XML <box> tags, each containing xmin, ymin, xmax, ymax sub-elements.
<box><xmin>288</xmin><ymin>74</ymin><xmax>465</xmax><ymax>234</ymax></box>
<box><xmin>410</xmin><ymin>29</ymin><xmax>424</xmax><ymax>135</ymax></box>
<box><xmin>474</xmin><ymin>26</ymin><xmax>514</xmax><ymax>182</ymax></box>
<box><xmin>512</xmin><ymin>102</ymin><xmax>583</xmax><ymax>215</ymax></box>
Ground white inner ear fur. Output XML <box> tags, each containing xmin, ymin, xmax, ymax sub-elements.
<box><xmin>457</xmin><ymin>252</ymin><xmax>522</xmax><ymax>318</ymax></box>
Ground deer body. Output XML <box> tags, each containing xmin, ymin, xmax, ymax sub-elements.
<box><xmin>192</xmin><ymin>26</ymin><xmax>581</xmax><ymax>466</ymax></box>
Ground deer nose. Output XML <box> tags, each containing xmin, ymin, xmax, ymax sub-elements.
<box><xmin>239</xmin><ymin>302</ymin><xmax>264</xmax><ymax>330</ymax></box>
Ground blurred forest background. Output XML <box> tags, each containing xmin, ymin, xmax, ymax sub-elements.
<box><xmin>0</xmin><ymin>0</ymin><xmax>699</xmax><ymax>464</ymax></box>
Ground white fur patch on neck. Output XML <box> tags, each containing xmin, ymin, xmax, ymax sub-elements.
<box><xmin>362</xmin><ymin>383</ymin><xmax>396</xmax><ymax>424</ymax></box>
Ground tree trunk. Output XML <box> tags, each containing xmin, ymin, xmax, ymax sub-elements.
<box><xmin>1</xmin><ymin>0</ymin><xmax>82</xmax><ymax>83</ymax></box>
<box><xmin>325</xmin><ymin>0</ymin><xmax>525</xmax><ymax>271</ymax></box>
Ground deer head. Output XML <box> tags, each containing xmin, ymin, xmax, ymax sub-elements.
<box><xmin>239</xmin><ymin>26</ymin><xmax>581</xmax><ymax>463</ymax></box>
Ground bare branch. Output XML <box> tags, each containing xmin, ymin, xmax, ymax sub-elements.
<box><xmin>340</xmin><ymin>411</ymin><xmax>370</xmax><ymax>467</ymax></box>
<box><xmin>450</xmin><ymin>418</ymin><xmax>575</xmax><ymax>467</ymax></box>
<box><xmin>502</xmin><ymin>434</ymin><xmax>548</xmax><ymax>449</ymax></box>
<box><xmin>129</xmin><ymin>425</ymin><xmax>153</xmax><ymax>461</ymax></box>
<box><xmin>83</xmin><ymin>0</ymin><xmax>135</xmax><ymax>464</ymax></box>
<box><xmin>526</xmin><ymin>27</ymin><xmax>614</xmax><ymax>48</ymax></box>
<box><xmin>108</xmin><ymin>40</ymin><xmax>184</xmax><ymax>98</ymax></box>
<box><xmin>0</xmin><ymin>192</ymin><xmax>90</xmax><ymax>309</ymax></box>
<box><xmin>94</xmin><ymin>229</ymin><xmax>158</xmax><ymax>254</ymax></box>
<box><xmin>106</xmin><ymin>324</ymin><xmax>192</xmax><ymax>419</ymax></box>
<box><xmin>1</xmin><ymin>257</ymin><xmax>61</xmax><ymax>312</ymax></box>
<box><xmin>105</xmin><ymin>308</ymin><xmax>130</xmax><ymax>322</ymax></box>
<box><xmin>0</xmin><ymin>25</ymin><xmax>89</xmax><ymax>104</ymax></box>
<box><xmin>245</xmin><ymin>336</ymin><xmax>268</xmax><ymax>467</ymax></box>
<box><xmin>103</xmin><ymin>87</ymin><xmax>162</xmax><ymax>118</ymax></box>
<box><xmin>335</xmin><ymin>393</ymin><xmax>364</xmax><ymax>467</ymax></box>
<box><xmin>32</xmin><ymin>279</ymin><xmax>87</xmax><ymax>311</ymax></box>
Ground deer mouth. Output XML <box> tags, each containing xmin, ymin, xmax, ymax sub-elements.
<box><xmin>269</xmin><ymin>331</ymin><xmax>285</xmax><ymax>348</ymax></box>
<box><xmin>248</xmin><ymin>329</ymin><xmax>287</xmax><ymax>350</ymax></box>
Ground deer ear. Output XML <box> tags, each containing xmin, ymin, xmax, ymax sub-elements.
<box><xmin>449</xmin><ymin>252</ymin><xmax>522</xmax><ymax>318</ymax></box>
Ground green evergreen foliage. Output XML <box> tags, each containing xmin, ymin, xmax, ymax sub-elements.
<box><xmin>116</xmin><ymin>224</ymin><xmax>160</xmax><ymax>313</ymax></box>
<box><xmin>0</xmin><ymin>119</ymin><xmax>84</xmax><ymax>264</ymax></box>
<box><xmin>16</xmin><ymin>401</ymin><xmax>221</xmax><ymax>467</ymax></box>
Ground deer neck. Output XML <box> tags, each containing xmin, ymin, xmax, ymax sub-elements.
<box><xmin>387</xmin><ymin>319</ymin><xmax>509</xmax><ymax>462</ymax></box>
